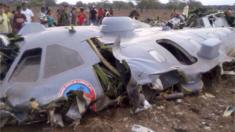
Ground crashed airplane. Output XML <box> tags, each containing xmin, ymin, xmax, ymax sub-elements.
<box><xmin>0</xmin><ymin>17</ymin><xmax>234</xmax><ymax>128</ymax></box>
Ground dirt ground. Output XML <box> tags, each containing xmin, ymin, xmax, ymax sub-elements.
<box><xmin>110</xmin><ymin>9</ymin><xmax>174</xmax><ymax>20</ymax></box>
<box><xmin>1</xmin><ymin>76</ymin><xmax>234</xmax><ymax>132</ymax></box>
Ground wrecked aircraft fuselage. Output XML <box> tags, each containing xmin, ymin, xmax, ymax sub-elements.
<box><xmin>0</xmin><ymin>17</ymin><xmax>234</xmax><ymax>128</ymax></box>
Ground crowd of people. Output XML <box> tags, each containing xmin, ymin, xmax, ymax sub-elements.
<box><xmin>0</xmin><ymin>3</ymin><xmax>33</xmax><ymax>33</ymax></box>
<box><xmin>55</xmin><ymin>5</ymin><xmax>113</xmax><ymax>26</ymax></box>
<box><xmin>0</xmin><ymin>2</ymin><xmax>114</xmax><ymax>34</ymax></box>
<box><xmin>1</xmin><ymin>2</ymin><xmax>234</xmax><ymax>34</ymax></box>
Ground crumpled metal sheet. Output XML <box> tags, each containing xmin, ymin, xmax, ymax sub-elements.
<box><xmin>112</xmin><ymin>27</ymin><xmax>235</xmax><ymax>85</ymax></box>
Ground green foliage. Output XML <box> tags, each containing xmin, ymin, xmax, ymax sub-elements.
<box><xmin>75</xmin><ymin>1</ymin><xmax>134</xmax><ymax>9</ymax></box>
<box><xmin>76</xmin><ymin>1</ymin><xmax>86</xmax><ymax>7</ymax></box>
<box><xmin>95</xmin><ymin>2</ymin><xmax>113</xmax><ymax>9</ymax></box>
<box><xmin>113</xmin><ymin>1</ymin><xmax>134</xmax><ymax>10</ymax></box>
<box><xmin>166</xmin><ymin>0</ymin><xmax>187</xmax><ymax>9</ymax></box>
<box><xmin>44</xmin><ymin>0</ymin><xmax>56</xmax><ymax>7</ymax></box>
<box><xmin>188</xmin><ymin>0</ymin><xmax>203</xmax><ymax>9</ymax></box>
<box><xmin>137</xmin><ymin>0</ymin><xmax>160</xmax><ymax>10</ymax></box>
<box><xmin>7</xmin><ymin>0</ymin><xmax>56</xmax><ymax>7</ymax></box>
<box><xmin>28</xmin><ymin>0</ymin><xmax>44</xmax><ymax>7</ymax></box>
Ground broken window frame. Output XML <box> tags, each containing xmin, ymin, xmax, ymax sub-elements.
<box><xmin>43</xmin><ymin>44</ymin><xmax>84</xmax><ymax>78</ymax></box>
<box><xmin>87</xmin><ymin>38</ymin><xmax>127</xmax><ymax>98</ymax></box>
<box><xmin>8</xmin><ymin>48</ymin><xmax>42</xmax><ymax>82</ymax></box>
<box><xmin>156</xmin><ymin>39</ymin><xmax>197</xmax><ymax>65</ymax></box>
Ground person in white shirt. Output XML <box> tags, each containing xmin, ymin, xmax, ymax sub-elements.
<box><xmin>39</xmin><ymin>7</ymin><xmax>48</xmax><ymax>26</ymax></box>
<box><xmin>21</xmin><ymin>2</ymin><xmax>34</xmax><ymax>23</ymax></box>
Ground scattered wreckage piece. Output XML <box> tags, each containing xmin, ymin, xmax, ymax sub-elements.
<box><xmin>169</xmin><ymin>11</ymin><xmax>234</xmax><ymax>29</ymax></box>
<box><xmin>132</xmin><ymin>124</ymin><xmax>155</xmax><ymax>132</ymax></box>
<box><xmin>187</xmin><ymin>12</ymin><xmax>232</xmax><ymax>28</ymax></box>
<box><xmin>223</xmin><ymin>106</ymin><xmax>235</xmax><ymax>117</ymax></box>
<box><xmin>145</xmin><ymin>8</ymin><xmax>234</xmax><ymax>29</ymax></box>
<box><xmin>0</xmin><ymin>17</ymin><xmax>235</xmax><ymax>128</ymax></box>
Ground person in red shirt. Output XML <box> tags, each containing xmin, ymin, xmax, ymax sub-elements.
<box><xmin>77</xmin><ymin>8</ymin><xmax>86</xmax><ymax>25</ymax></box>
<box><xmin>13</xmin><ymin>6</ymin><xmax>26</xmax><ymax>33</ymax></box>
<box><xmin>97</xmin><ymin>8</ymin><xmax>104</xmax><ymax>25</ymax></box>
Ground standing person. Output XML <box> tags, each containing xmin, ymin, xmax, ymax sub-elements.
<box><xmin>39</xmin><ymin>7</ymin><xmax>47</xmax><ymax>26</ymax></box>
<box><xmin>129</xmin><ymin>9</ymin><xmax>140</xmax><ymax>20</ymax></box>
<box><xmin>76</xmin><ymin>6</ymin><xmax>80</xmax><ymax>16</ymax></box>
<box><xmin>109</xmin><ymin>8</ymin><xmax>113</xmax><ymax>16</ymax></box>
<box><xmin>97</xmin><ymin>8</ymin><xmax>104</xmax><ymax>25</ymax></box>
<box><xmin>4</xmin><ymin>5</ymin><xmax>13</xmax><ymax>33</ymax></box>
<box><xmin>104</xmin><ymin>9</ymin><xmax>110</xmax><ymax>17</ymax></box>
<box><xmin>56</xmin><ymin>9</ymin><xmax>60</xmax><ymax>24</ymax></box>
<box><xmin>21</xmin><ymin>2</ymin><xmax>34</xmax><ymax>23</ymax></box>
<box><xmin>0</xmin><ymin>6</ymin><xmax>10</xmax><ymax>33</ymax></box>
<box><xmin>57</xmin><ymin>5</ymin><xmax>70</xmax><ymax>26</ymax></box>
<box><xmin>77</xmin><ymin>8</ymin><xmax>86</xmax><ymax>25</ymax></box>
<box><xmin>70</xmin><ymin>7</ymin><xmax>77</xmax><ymax>25</ymax></box>
<box><xmin>170</xmin><ymin>9</ymin><xmax>178</xmax><ymax>18</ymax></box>
<box><xmin>47</xmin><ymin>9</ymin><xmax>55</xmax><ymax>27</ymax></box>
<box><xmin>13</xmin><ymin>6</ymin><xmax>26</xmax><ymax>33</ymax></box>
<box><xmin>225</xmin><ymin>8</ymin><xmax>235</xmax><ymax>27</ymax></box>
<box><xmin>89</xmin><ymin>6</ymin><xmax>97</xmax><ymax>25</ymax></box>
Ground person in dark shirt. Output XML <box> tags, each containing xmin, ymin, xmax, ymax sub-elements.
<box><xmin>89</xmin><ymin>6</ymin><xmax>97</xmax><ymax>25</ymax></box>
<box><xmin>109</xmin><ymin>8</ymin><xmax>113</xmax><ymax>16</ymax></box>
<box><xmin>129</xmin><ymin>9</ymin><xmax>140</xmax><ymax>20</ymax></box>
<box><xmin>13</xmin><ymin>6</ymin><xmax>26</xmax><ymax>33</ymax></box>
<box><xmin>70</xmin><ymin>7</ymin><xmax>77</xmax><ymax>25</ymax></box>
<box><xmin>224</xmin><ymin>8</ymin><xmax>234</xmax><ymax>27</ymax></box>
<box><xmin>57</xmin><ymin>5</ymin><xmax>70</xmax><ymax>26</ymax></box>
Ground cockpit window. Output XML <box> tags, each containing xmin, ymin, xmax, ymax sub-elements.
<box><xmin>156</xmin><ymin>39</ymin><xmax>197</xmax><ymax>65</ymax></box>
<box><xmin>9</xmin><ymin>48</ymin><xmax>42</xmax><ymax>82</ymax></box>
<box><xmin>44</xmin><ymin>45</ymin><xmax>84</xmax><ymax>78</ymax></box>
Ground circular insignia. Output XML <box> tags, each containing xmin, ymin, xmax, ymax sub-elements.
<box><xmin>59</xmin><ymin>80</ymin><xmax>96</xmax><ymax>102</ymax></box>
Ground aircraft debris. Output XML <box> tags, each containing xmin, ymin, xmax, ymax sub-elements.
<box><xmin>223</xmin><ymin>106</ymin><xmax>235</xmax><ymax>117</ymax></box>
<box><xmin>131</xmin><ymin>124</ymin><xmax>154</xmax><ymax>132</ymax></box>
<box><xmin>145</xmin><ymin>7</ymin><xmax>235</xmax><ymax>29</ymax></box>
<box><xmin>0</xmin><ymin>17</ymin><xmax>234</xmax><ymax>128</ymax></box>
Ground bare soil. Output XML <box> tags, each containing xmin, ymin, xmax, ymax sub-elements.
<box><xmin>111</xmin><ymin>9</ymin><xmax>175</xmax><ymax>20</ymax></box>
<box><xmin>1</xmin><ymin>76</ymin><xmax>234</xmax><ymax>132</ymax></box>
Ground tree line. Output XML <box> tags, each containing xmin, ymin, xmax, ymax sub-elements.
<box><xmin>1</xmin><ymin>0</ymin><xmax>234</xmax><ymax>10</ymax></box>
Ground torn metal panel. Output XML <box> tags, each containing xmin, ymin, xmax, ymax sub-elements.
<box><xmin>109</xmin><ymin>24</ymin><xmax>235</xmax><ymax>95</ymax></box>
